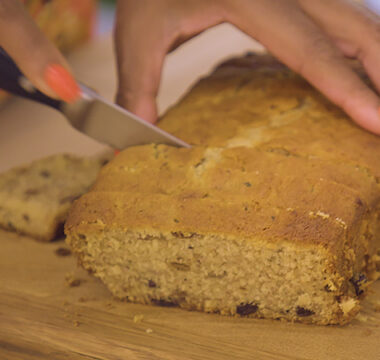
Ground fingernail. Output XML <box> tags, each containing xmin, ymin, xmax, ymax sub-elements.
<box><xmin>114</xmin><ymin>149</ymin><xmax>120</xmax><ymax>156</ymax></box>
<box><xmin>44</xmin><ymin>64</ymin><xmax>80</xmax><ymax>103</ymax></box>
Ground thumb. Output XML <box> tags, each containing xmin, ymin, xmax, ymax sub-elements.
<box><xmin>0</xmin><ymin>0</ymin><xmax>80</xmax><ymax>103</ymax></box>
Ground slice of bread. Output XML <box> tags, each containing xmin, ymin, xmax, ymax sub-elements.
<box><xmin>65</xmin><ymin>53</ymin><xmax>380</xmax><ymax>324</ymax></box>
<box><xmin>0</xmin><ymin>154</ymin><xmax>104</xmax><ymax>241</ymax></box>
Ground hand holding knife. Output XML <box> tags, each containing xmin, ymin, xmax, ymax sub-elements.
<box><xmin>0</xmin><ymin>49</ymin><xmax>189</xmax><ymax>150</ymax></box>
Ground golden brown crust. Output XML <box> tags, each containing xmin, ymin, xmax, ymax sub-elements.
<box><xmin>66</xmin><ymin>52</ymin><xmax>380</xmax><ymax>253</ymax></box>
<box><xmin>66</xmin><ymin>143</ymin><xmax>372</xmax><ymax>251</ymax></box>
<box><xmin>158</xmin><ymin>55</ymin><xmax>380</xmax><ymax>178</ymax></box>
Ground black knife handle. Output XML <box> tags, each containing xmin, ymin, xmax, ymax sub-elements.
<box><xmin>0</xmin><ymin>48</ymin><xmax>62</xmax><ymax>110</ymax></box>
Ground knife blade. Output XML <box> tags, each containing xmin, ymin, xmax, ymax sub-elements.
<box><xmin>62</xmin><ymin>85</ymin><xmax>190</xmax><ymax>149</ymax></box>
<box><xmin>0</xmin><ymin>49</ymin><xmax>190</xmax><ymax>149</ymax></box>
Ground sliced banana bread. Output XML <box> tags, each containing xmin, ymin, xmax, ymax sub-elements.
<box><xmin>0</xmin><ymin>154</ymin><xmax>103</xmax><ymax>241</ymax></box>
<box><xmin>65</xmin><ymin>53</ymin><xmax>380</xmax><ymax>324</ymax></box>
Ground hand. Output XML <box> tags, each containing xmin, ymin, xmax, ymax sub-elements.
<box><xmin>0</xmin><ymin>0</ymin><xmax>79</xmax><ymax>102</ymax></box>
<box><xmin>114</xmin><ymin>0</ymin><xmax>380</xmax><ymax>135</ymax></box>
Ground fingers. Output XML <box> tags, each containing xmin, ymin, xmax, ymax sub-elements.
<box><xmin>114</xmin><ymin>0</ymin><xmax>166</xmax><ymax>123</ymax></box>
<box><xmin>0</xmin><ymin>0</ymin><xmax>79</xmax><ymax>102</ymax></box>
<box><xmin>297</xmin><ymin>0</ymin><xmax>380</xmax><ymax>134</ymax></box>
<box><xmin>297</xmin><ymin>0</ymin><xmax>377</xmax><ymax>56</ymax></box>
<box><xmin>227</xmin><ymin>0</ymin><xmax>380</xmax><ymax>134</ymax></box>
<box><xmin>298</xmin><ymin>1</ymin><xmax>380</xmax><ymax>94</ymax></box>
<box><xmin>114</xmin><ymin>0</ymin><xmax>225</xmax><ymax>122</ymax></box>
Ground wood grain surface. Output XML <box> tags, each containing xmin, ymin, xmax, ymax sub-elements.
<box><xmin>1</xmin><ymin>25</ymin><xmax>380</xmax><ymax>360</ymax></box>
<box><xmin>0</xmin><ymin>229</ymin><xmax>380</xmax><ymax>360</ymax></box>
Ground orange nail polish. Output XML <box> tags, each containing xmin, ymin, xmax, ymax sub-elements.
<box><xmin>44</xmin><ymin>64</ymin><xmax>80</xmax><ymax>103</ymax></box>
<box><xmin>114</xmin><ymin>149</ymin><xmax>120</xmax><ymax>156</ymax></box>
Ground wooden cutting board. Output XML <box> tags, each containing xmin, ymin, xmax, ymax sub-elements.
<box><xmin>1</xmin><ymin>230</ymin><xmax>380</xmax><ymax>360</ymax></box>
<box><xmin>0</xmin><ymin>25</ymin><xmax>380</xmax><ymax>360</ymax></box>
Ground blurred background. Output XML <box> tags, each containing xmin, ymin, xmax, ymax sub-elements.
<box><xmin>97</xmin><ymin>0</ymin><xmax>115</xmax><ymax>36</ymax></box>
<box><xmin>0</xmin><ymin>0</ymin><xmax>115</xmax><ymax>104</ymax></box>
<box><xmin>0</xmin><ymin>0</ymin><xmax>379</xmax><ymax>172</ymax></box>
<box><xmin>0</xmin><ymin>0</ymin><xmax>259</xmax><ymax>171</ymax></box>
<box><xmin>6</xmin><ymin>0</ymin><xmax>379</xmax><ymax>108</ymax></box>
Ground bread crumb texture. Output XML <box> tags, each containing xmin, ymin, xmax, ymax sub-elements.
<box><xmin>65</xmin><ymin>53</ymin><xmax>380</xmax><ymax>325</ymax></box>
<box><xmin>0</xmin><ymin>154</ymin><xmax>103</xmax><ymax>241</ymax></box>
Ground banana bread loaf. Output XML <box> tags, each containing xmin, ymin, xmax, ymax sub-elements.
<box><xmin>0</xmin><ymin>154</ymin><xmax>103</xmax><ymax>241</ymax></box>
<box><xmin>65</xmin><ymin>53</ymin><xmax>380</xmax><ymax>324</ymax></box>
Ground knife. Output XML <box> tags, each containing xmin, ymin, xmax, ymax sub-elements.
<box><xmin>0</xmin><ymin>50</ymin><xmax>190</xmax><ymax>149</ymax></box>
